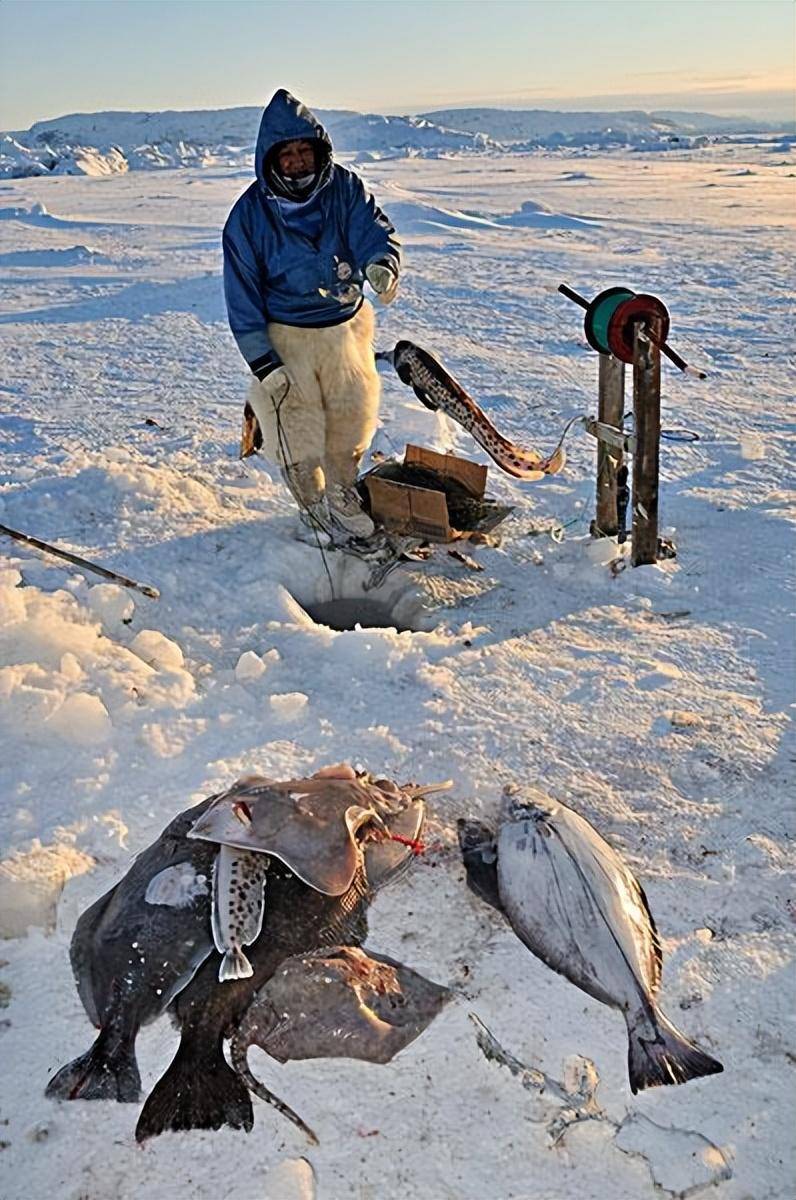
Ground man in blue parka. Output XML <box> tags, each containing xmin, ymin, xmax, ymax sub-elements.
<box><xmin>223</xmin><ymin>89</ymin><xmax>401</xmax><ymax>541</ymax></box>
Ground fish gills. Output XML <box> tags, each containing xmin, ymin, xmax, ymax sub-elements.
<box><xmin>211</xmin><ymin>845</ymin><xmax>268</xmax><ymax>982</ymax></box>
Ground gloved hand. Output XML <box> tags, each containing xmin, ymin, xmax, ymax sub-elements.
<box><xmin>365</xmin><ymin>261</ymin><xmax>399</xmax><ymax>306</ymax></box>
<box><xmin>255</xmin><ymin>364</ymin><xmax>291</xmax><ymax>408</ymax></box>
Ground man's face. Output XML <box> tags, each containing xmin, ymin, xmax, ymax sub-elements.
<box><xmin>277</xmin><ymin>140</ymin><xmax>316</xmax><ymax>178</ymax></box>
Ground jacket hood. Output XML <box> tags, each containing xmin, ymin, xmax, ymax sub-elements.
<box><xmin>255</xmin><ymin>89</ymin><xmax>333</xmax><ymax>196</ymax></box>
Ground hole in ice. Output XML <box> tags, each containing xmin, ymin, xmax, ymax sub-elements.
<box><xmin>300</xmin><ymin>596</ymin><xmax>415</xmax><ymax>633</ymax></box>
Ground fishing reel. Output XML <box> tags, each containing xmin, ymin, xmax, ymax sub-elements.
<box><xmin>559</xmin><ymin>283</ymin><xmax>705</xmax><ymax>377</ymax></box>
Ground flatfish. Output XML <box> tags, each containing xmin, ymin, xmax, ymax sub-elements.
<box><xmin>229</xmin><ymin>945</ymin><xmax>450</xmax><ymax>1141</ymax></box>
<box><xmin>459</xmin><ymin>793</ymin><xmax>723</xmax><ymax>1093</ymax></box>
<box><xmin>46</xmin><ymin>797</ymin><xmax>218</xmax><ymax>1103</ymax></box>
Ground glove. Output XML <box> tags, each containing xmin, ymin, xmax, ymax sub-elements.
<box><xmin>365</xmin><ymin>261</ymin><xmax>399</xmax><ymax>306</ymax></box>
<box><xmin>254</xmin><ymin>364</ymin><xmax>291</xmax><ymax>408</ymax></box>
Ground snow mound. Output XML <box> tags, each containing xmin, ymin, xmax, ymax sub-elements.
<box><xmin>0</xmin><ymin>841</ymin><xmax>95</xmax><ymax>938</ymax></box>
<box><xmin>496</xmin><ymin>199</ymin><xmax>601</xmax><ymax>230</ymax></box>
<box><xmin>375</xmin><ymin>197</ymin><xmax>502</xmax><ymax>235</ymax></box>
<box><xmin>0</xmin><ymin>574</ymin><xmax>195</xmax><ymax>764</ymax></box>
<box><xmin>0</xmin><ymin>245</ymin><xmax>108</xmax><ymax>267</ymax></box>
<box><xmin>46</xmin><ymin>691</ymin><xmax>113</xmax><ymax>745</ymax></box>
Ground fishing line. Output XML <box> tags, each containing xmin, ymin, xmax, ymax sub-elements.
<box><xmin>271</xmin><ymin>384</ymin><xmax>336</xmax><ymax>600</ymax></box>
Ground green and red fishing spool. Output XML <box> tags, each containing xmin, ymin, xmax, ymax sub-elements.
<box><xmin>583</xmin><ymin>288</ymin><xmax>670</xmax><ymax>363</ymax></box>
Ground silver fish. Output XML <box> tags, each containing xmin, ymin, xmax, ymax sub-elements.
<box><xmin>459</xmin><ymin>794</ymin><xmax>723</xmax><ymax>1094</ymax></box>
<box><xmin>386</xmin><ymin>340</ymin><xmax>566</xmax><ymax>480</ymax></box>
<box><xmin>211</xmin><ymin>844</ymin><xmax>268</xmax><ymax>982</ymax></box>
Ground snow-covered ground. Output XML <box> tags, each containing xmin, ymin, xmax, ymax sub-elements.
<box><xmin>0</xmin><ymin>141</ymin><xmax>794</xmax><ymax>1200</ymax></box>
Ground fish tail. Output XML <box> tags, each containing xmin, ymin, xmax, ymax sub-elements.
<box><xmin>135</xmin><ymin>1033</ymin><xmax>252</xmax><ymax>1141</ymax></box>
<box><xmin>218</xmin><ymin>946</ymin><xmax>254</xmax><ymax>983</ymax></box>
<box><xmin>45</xmin><ymin>1025</ymin><xmax>140</xmax><ymax>1103</ymax></box>
<box><xmin>230</xmin><ymin>1035</ymin><xmax>318</xmax><ymax>1145</ymax></box>
<box><xmin>627</xmin><ymin>1008</ymin><xmax>724</xmax><ymax>1094</ymax></box>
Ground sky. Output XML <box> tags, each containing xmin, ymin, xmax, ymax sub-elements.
<box><xmin>0</xmin><ymin>0</ymin><xmax>793</xmax><ymax>130</ymax></box>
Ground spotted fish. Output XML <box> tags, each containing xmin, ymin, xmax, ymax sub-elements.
<box><xmin>212</xmin><ymin>844</ymin><xmax>268</xmax><ymax>982</ymax></box>
<box><xmin>382</xmin><ymin>340</ymin><xmax>565</xmax><ymax>480</ymax></box>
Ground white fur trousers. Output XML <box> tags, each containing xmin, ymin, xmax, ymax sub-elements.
<box><xmin>247</xmin><ymin>301</ymin><xmax>380</xmax><ymax>506</ymax></box>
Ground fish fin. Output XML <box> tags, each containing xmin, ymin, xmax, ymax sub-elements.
<box><xmin>46</xmin><ymin>1028</ymin><xmax>140</xmax><ymax>1103</ymax></box>
<box><xmin>218</xmin><ymin>947</ymin><xmax>254</xmax><ymax>982</ymax></box>
<box><xmin>628</xmin><ymin>1010</ymin><xmax>724</xmax><ymax>1093</ymax></box>
<box><xmin>210</xmin><ymin>848</ymin><xmax>225</xmax><ymax>953</ymax></box>
<box><xmin>135</xmin><ymin>1036</ymin><xmax>252</xmax><ymax>1141</ymax></box>
<box><xmin>230</xmin><ymin>1039</ymin><xmax>318</xmax><ymax>1145</ymax></box>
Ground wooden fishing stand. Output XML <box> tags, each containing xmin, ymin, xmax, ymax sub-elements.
<box><xmin>591</xmin><ymin>352</ymin><xmax>625</xmax><ymax>539</ymax></box>
<box><xmin>589</xmin><ymin>325</ymin><xmax>662</xmax><ymax>566</ymax></box>
<box><xmin>631</xmin><ymin>318</ymin><xmax>662</xmax><ymax>567</ymax></box>
<box><xmin>559</xmin><ymin>283</ymin><xmax>678</xmax><ymax>567</ymax></box>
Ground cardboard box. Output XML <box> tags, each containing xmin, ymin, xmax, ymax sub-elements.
<box><xmin>364</xmin><ymin>444</ymin><xmax>509</xmax><ymax>543</ymax></box>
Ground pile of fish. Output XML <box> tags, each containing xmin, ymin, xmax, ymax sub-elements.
<box><xmin>46</xmin><ymin>765</ymin><xmax>450</xmax><ymax>1142</ymax></box>
<box><xmin>47</xmin><ymin>770</ymin><xmax>724</xmax><ymax>1146</ymax></box>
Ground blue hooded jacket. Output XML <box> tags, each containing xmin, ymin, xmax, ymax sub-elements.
<box><xmin>223</xmin><ymin>89</ymin><xmax>401</xmax><ymax>377</ymax></box>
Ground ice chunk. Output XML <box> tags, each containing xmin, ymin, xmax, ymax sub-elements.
<box><xmin>262</xmin><ymin>1158</ymin><xmax>316</xmax><ymax>1200</ymax></box>
<box><xmin>0</xmin><ymin>581</ymin><xmax>26</xmax><ymax>625</ymax></box>
<box><xmin>270</xmin><ymin>692</ymin><xmax>308</xmax><ymax>721</ymax></box>
<box><xmin>235</xmin><ymin>650</ymin><xmax>267</xmax><ymax>684</ymax></box>
<box><xmin>614</xmin><ymin>1112</ymin><xmax>732</xmax><ymax>1195</ymax></box>
<box><xmin>86</xmin><ymin>583</ymin><xmax>135</xmax><ymax>630</ymax></box>
<box><xmin>59</xmin><ymin>652</ymin><xmax>84</xmax><ymax>683</ymax></box>
<box><xmin>130</xmin><ymin>628</ymin><xmax>185</xmax><ymax>670</ymax></box>
<box><xmin>0</xmin><ymin>842</ymin><xmax>95</xmax><ymax>937</ymax></box>
<box><xmin>47</xmin><ymin>692</ymin><xmax>113</xmax><ymax>745</ymax></box>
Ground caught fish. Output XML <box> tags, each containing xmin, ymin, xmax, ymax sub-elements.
<box><xmin>188</xmin><ymin>771</ymin><xmax>442</xmax><ymax>895</ymax></box>
<box><xmin>134</xmin><ymin>783</ymin><xmax>427</xmax><ymax>1141</ymax></box>
<box><xmin>458</xmin><ymin>794</ymin><xmax>723</xmax><ymax>1094</ymax></box>
<box><xmin>229</xmin><ymin>945</ymin><xmax>450</xmax><ymax>1141</ymax></box>
<box><xmin>46</xmin><ymin>797</ymin><xmax>219</xmax><ymax>1104</ymax></box>
<box><xmin>381</xmin><ymin>340</ymin><xmax>565</xmax><ymax>480</ymax></box>
<box><xmin>212</xmin><ymin>845</ymin><xmax>269</xmax><ymax>982</ymax></box>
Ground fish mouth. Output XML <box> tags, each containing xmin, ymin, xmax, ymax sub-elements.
<box><xmin>456</xmin><ymin>818</ymin><xmax>496</xmax><ymax>856</ymax></box>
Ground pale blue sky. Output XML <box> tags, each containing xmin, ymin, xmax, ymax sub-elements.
<box><xmin>1</xmin><ymin>0</ymin><xmax>793</xmax><ymax>130</ymax></box>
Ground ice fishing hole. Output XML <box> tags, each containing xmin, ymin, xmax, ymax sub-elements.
<box><xmin>301</xmin><ymin>596</ymin><xmax>417</xmax><ymax>633</ymax></box>
<box><xmin>285</xmin><ymin>555</ymin><xmax>436</xmax><ymax>633</ymax></box>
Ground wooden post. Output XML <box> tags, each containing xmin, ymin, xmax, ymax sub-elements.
<box><xmin>631</xmin><ymin>318</ymin><xmax>661</xmax><ymax>566</ymax></box>
<box><xmin>591</xmin><ymin>353</ymin><xmax>625</xmax><ymax>537</ymax></box>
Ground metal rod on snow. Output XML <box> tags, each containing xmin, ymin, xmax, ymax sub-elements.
<box><xmin>0</xmin><ymin>523</ymin><xmax>160</xmax><ymax>599</ymax></box>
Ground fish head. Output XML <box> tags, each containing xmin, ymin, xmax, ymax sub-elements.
<box><xmin>502</xmin><ymin>786</ymin><xmax>555</xmax><ymax>826</ymax></box>
<box><xmin>457</xmin><ymin>818</ymin><xmax>502</xmax><ymax>914</ymax></box>
<box><xmin>456</xmin><ymin>818</ymin><xmax>496</xmax><ymax>859</ymax></box>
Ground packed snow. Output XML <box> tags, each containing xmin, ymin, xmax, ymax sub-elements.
<box><xmin>0</xmin><ymin>134</ymin><xmax>794</xmax><ymax>1200</ymax></box>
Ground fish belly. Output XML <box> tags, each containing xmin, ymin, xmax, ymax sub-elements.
<box><xmin>211</xmin><ymin>845</ymin><xmax>267</xmax><ymax>958</ymax></box>
<box><xmin>497</xmin><ymin>817</ymin><xmax>647</xmax><ymax>1013</ymax></box>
